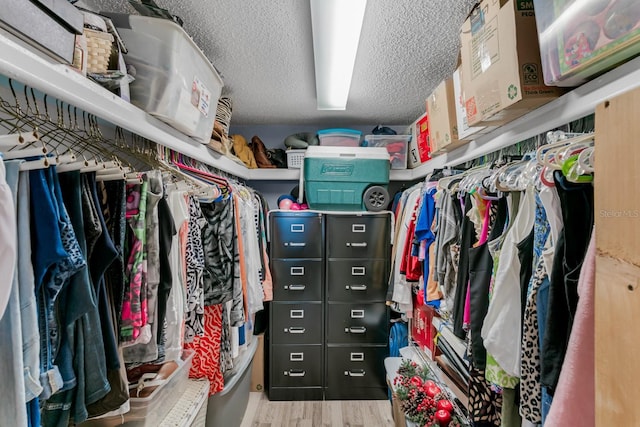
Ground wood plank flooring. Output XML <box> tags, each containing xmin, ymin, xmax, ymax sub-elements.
<box><xmin>240</xmin><ymin>392</ymin><xmax>396</xmax><ymax>427</ymax></box>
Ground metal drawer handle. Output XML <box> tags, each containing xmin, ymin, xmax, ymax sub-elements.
<box><xmin>284</xmin><ymin>370</ymin><xmax>306</xmax><ymax>377</ymax></box>
<box><xmin>351</xmin><ymin>267</ymin><xmax>366</xmax><ymax>276</ymax></box>
<box><xmin>291</xmin><ymin>224</ymin><xmax>305</xmax><ymax>233</ymax></box>
<box><xmin>290</xmin><ymin>353</ymin><xmax>304</xmax><ymax>361</ymax></box>
<box><xmin>352</xmin><ymin>224</ymin><xmax>366</xmax><ymax>233</ymax></box>
<box><xmin>286</xmin><ymin>242</ymin><xmax>306</xmax><ymax>247</ymax></box>
<box><xmin>290</xmin><ymin>310</ymin><xmax>304</xmax><ymax>319</ymax></box>
<box><xmin>344</xmin><ymin>369</ymin><xmax>366</xmax><ymax>377</ymax></box>
<box><xmin>350</xmin><ymin>352</ymin><xmax>365</xmax><ymax>362</ymax></box>
<box><xmin>290</xmin><ymin>266</ymin><xmax>305</xmax><ymax>276</ymax></box>
<box><xmin>285</xmin><ymin>284</ymin><xmax>306</xmax><ymax>291</ymax></box>
<box><xmin>345</xmin><ymin>326</ymin><xmax>367</xmax><ymax>334</ymax></box>
<box><xmin>345</xmin><ymin>284</ymin><xmax>367</xmax><ymax>291</ymax></box>
<box><xmin>346</xmin><ymin>242</ymin><xmax>367</xmax><ymax>248</ymax></box>
<box><xmin>351</xmin><ymin>309</ymin><xmax>365</xmax><ymax>319</ymax></box>
<box><xmin>285</xmin><ymin>327</ymin><xmax>306</xmax><ymax>334</ymax></box>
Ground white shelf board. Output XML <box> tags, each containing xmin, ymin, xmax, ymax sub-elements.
<box><xmin>0</xmin><ymin>31</ymin><xmax>251</xmax><ymax>180</ymax></box>
<box><xmin>248</xmin><ymin>168</ymin><xmax>301</xmax><ymax>180</ymax></box>
<box><xmin>412</xmin><ymin>54</ymin><xmax>640</xmax><ymax>176</ymax></box>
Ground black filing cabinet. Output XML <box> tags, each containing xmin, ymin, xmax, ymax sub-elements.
<box><xmin>268</xmin><ymin>211</ymin><xmax>390</xmax><ymax>401</ymax></box>
<box><xmin>269</xmin><ymin>211</ymin><xmax>324</xmax><ymax>400</ymax></box>
<box><xmin>324</xmin><ymin>213</ymin><xmax>390</xmax><ymax>400</ymax></box>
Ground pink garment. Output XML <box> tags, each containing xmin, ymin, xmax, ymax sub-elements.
<box><xmin>545</xmin><ymin>230</ymin><xmax>596</xmax><ymax>427</ymax></box>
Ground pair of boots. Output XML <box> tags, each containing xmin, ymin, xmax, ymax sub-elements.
<box><xmin>229</xmin><ymin>135</ymin><xmax>276</xmax><ymax>169</ymax></box>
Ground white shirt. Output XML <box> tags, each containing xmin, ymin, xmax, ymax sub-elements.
<box><xmin>0</xmin><ymin>158</ymin><xmax>17</xmax><ymax>320</ymax></box>
<box><xmin>482</xmin><ymin>187</ymin><xmax>536</xmax><ymax>377</ymax></box>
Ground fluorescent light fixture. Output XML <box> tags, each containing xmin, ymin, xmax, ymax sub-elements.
<box><xmin>310</xmin><ymin>0</ymin><xmax>367</xmax><ymax>110</ymax></box>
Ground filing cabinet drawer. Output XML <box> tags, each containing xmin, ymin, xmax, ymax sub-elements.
<box><xmin>326</xmin><ymin>259</ymin><xmax>388</xmax><ymax>302</ymax></box>
<box><xmin>270</xmin><ymin>212</ymin><xmax>323</xmax><ymax>259</ymax></box>
<box><xmin>326</xmin><ymin>215</ymin><xmax>390</xmax><ymax>259</ymax></box>
<box><xmin>271</xmin><ymin>303</ymin><xmax>322</xmax><ymax>344</ymax></box>
<box><xmin>272</xmin><ymin>260</ymin><xmax>323</xmax><ymax>302</ymax></box>
<box><xmin>271</xmin><ymin>345</ymin><xmax>323</xmax><ymax>387</ymax></box>
<box><xmin>326</xmin><ymin>303</ymin><xmax>388</xmax><ymax>344</ymax></box>
<box><xmin>325</xmin><ymin>346</ymin><xmax>387</xmax><ymax>389</ymax></box>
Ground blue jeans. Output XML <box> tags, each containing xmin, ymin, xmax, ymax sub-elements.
<box><xmin>30</xmin><ymin>168</ymin><xmax>66</xmax><ymax>400</ymax></box>
<box><xmin>17</xmin><ymin>170</ymin><xmax>43</xmax><ymax>403</ymax></box>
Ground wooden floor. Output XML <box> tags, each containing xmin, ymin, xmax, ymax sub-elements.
<box><xmin>239</xmin><ymin>392</ymin><xmax>395</xmax><ymax>427</ymax></box>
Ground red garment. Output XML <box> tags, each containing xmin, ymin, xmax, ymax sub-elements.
<box><xmin>400</xmin><ymin>197</ymin><xmax>422</xmax><ymax>281</ymax></box>
<box><xmin>185</xmin><ymin>305</ymin><xmax>224</xmax><ymax>395</ymax></box>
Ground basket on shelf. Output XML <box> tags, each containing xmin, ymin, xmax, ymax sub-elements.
<box><xmin>286</xmin><ymin>149</ymin><xmax>306</xmax><ymax>169</ymax></box>
<box><xmin>84</xmin><ymin>28</ymin><xmax>114</xmax><ymax>74</ymax></box>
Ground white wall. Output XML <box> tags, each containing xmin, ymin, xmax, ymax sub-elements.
<box><xmin>229</xmin><ymin>124</ymin><xmax>408</xmax><ymax>149</ymax></box>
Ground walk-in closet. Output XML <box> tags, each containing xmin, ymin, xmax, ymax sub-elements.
<box><xmin>0</xmin><ymin>1</ymin><xmax>639</xmax><ymax>426</ymax></box>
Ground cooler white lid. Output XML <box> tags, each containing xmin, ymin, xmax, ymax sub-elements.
<box><xmin>304</xmin><ymin>146</ymin><xmax>390</xmax><ymax>160</ymax></box>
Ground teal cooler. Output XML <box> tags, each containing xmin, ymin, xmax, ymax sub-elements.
<box><xmin>303</xmin><ymin>146</ymin><xmax>390</xmax><ymax>211</ymax></box>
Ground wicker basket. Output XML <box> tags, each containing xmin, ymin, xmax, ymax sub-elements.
<box><xmin>286</xmin><ymin>149</ymin><xmax>306</xmax><ymax>169</ymax></box>
<box><xmin>84</xmin><ymin>28</ymin><xmax>114</xmax><ymax>74</ymax></box>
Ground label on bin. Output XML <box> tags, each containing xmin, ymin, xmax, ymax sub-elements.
<box><xmin>191</xmin><ymin>76</ymin><xmax>211</xmax><ymax>117</ymax></box>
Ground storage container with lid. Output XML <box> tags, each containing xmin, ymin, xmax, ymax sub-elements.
<box><xmin>109</xmin><ymin>14</ymin><xmax>223</xmax><ymax>144</ymax></box>
<box><xmin>362</xmin><ymin>134</ymin><xmax>410</xmax><ymax>169</ymax></box>
<box><xmin>317</xmin><ymin>128</ymin><xmax>362</xmax><ymax>147</ymax></box>
<box><xmin>302</xmin><ymin>146</ymin><xmax>390</xmax><ymax>212</ymax></box>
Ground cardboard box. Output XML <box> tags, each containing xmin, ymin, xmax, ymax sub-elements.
<box><xmin>387</xmin><ymin>379</ymin><xmax>406</xmax><ymax>427</ymax></box>
<box><xmin>460</xmin><ymin>0</ymin><xmax>564</xmax><ymax>127</ymax></box>
<box><xmin>407</xmin><ymin>113</ymin><xmax>431</xmax><ymax>168</ymax></box>
<box><xmin>427</xmin><ymin>78</ymin><xmax>471</xmax><ymax>154</ymax></box>
<box><xmin>250</xmin><ymin>334</ymin><xmax>264</xmax><ymax>392</ymax></box>
<box><xmin>453</xmin><ymin>67</ymin><xmax>494</xmax><ymax>139</ymax></box>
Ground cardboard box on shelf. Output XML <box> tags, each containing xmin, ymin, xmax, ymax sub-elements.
<box><xmin>460</xmin><ymin>0</ymin><xmax>565</xmax><ymax>127</ymax></box>
<box><xmin>407</xmin><ymin>113</ymin><xmax>431</xmax><ymax>168</ymax></box>
<box><xmin>250</xmin><ymin>334</ymin><xmax>264</xmax><ymax>392</ymax></box>
<box><xmin>453</xmin><ymin>67</ymin><xmax>496</xmax><ymax>140</ymax></box>
<box><xmin>427</xmin><ymin>78</ymin><xmax>471</xmax><ymax>155</ymax></box>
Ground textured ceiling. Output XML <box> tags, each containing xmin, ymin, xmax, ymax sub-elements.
<box><xmin>83</xmin><ymin>0</ymin><xmax>476</xmax><ymax>126</ymax></box>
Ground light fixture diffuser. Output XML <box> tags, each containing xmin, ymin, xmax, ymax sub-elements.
<box><xmin>310</xmin><ymin>0</ymin><xmax>367</xmax><ymax>110</ymax></box>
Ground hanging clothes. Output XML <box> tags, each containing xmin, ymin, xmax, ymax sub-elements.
<box><xmin>482</xmin><ymin>187</ymin><xmax>536</xmax><ymax>378</ymax></box>
<box><xmin>434</xmin><ymin>188</ymin><xmax>462</xmax><ymax>313</ymax></box>
<box><xmin>452</xmin><ymin>193</ymin><xmax>476</xmax><ymax>338</ymax></box>
<box><xmin>184</xmin><ymin>196</ymin><xmax>206</xmax><ymax>342</ymax></box>
<box><xmin>519</xmin><ymin>187</ymin><xmax>559</xmax><ymax>423</ymax></box>
<box><xmin>0</xmin><ymin>160</ymin><xmax>27</xmax><ymax>427</ymax></box>
<box><xmin>540</xmin><ymin>172</ymin><xmax>594</xmax><ymax>394</ymax></box>
<box><xmin>200</xmin><ymin>196</ymin><xmax>235</xmax><ymax>306</ymax></box>
<box><xmin>545</xmin><ymin>230</ymin><xmax>595</xmax><ymax>427</ymax></box>
<box><xmin>121</xmin><ymin>180</ymin><xmax>149</xmax><ymax>345</ymax></box>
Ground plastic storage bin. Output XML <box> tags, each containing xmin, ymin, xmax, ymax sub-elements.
<box><xmin>362</xmin><ymin>135</ymin><xmax>410</xmax><ymax>169</ymax></box>
<box><xmin>286</xmin><ymin>149</ymin><xmax>306</xmax><ymax>169</ymax></box>
<box><xmin>79</xmin><ymin>350</ymin><xmax>195</xmax><ymax>427</ymax></box>
<box><xmin>206</xmin><ymin>338</ymin><xmax>258</xmax><ymax>427</ymax></box>
<box><xmin>533</xmin><ymin>0</ymin><xmax>640</xmax><ymax>87</ymax></box>
<box><xmin>318</xmin><ymin>128</ymin><xmax>362</xmax><ymax>146</ymax></box>
<box><xmin>110</xmin><ymin>14</ymin><xmax>223</xmax><ymax>143</ymax></box>
<box><xmin>302</xmin><ymin>146</ymin><xmax>390</xmax><ymax>211</ymax></box>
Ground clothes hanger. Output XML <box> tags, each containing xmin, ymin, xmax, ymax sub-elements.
<box><xmin>0</xmin><ymin>130</ymin><xmax>39</xmax><ymax>149</ymax></box>
<box><xmin>577</xmin><ymin>146</ymin><xmax>594</xmax><ymax>174</ymax></box>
